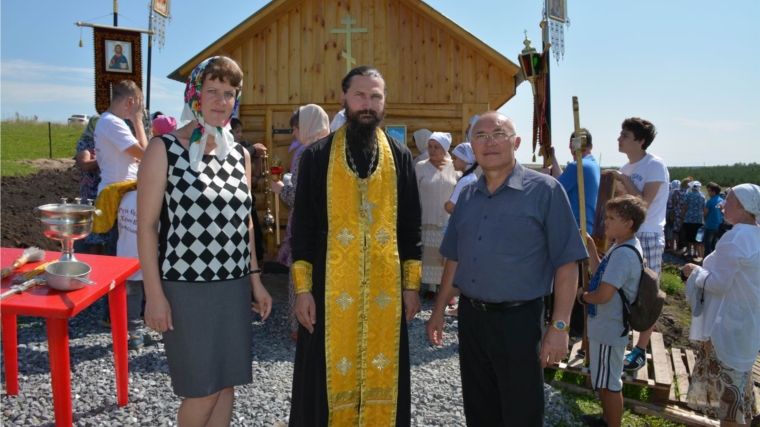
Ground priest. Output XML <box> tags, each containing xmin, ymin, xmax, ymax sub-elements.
<box><xmin>288</xmin><ymin>66</ymin><xmax>422</xmax><ymax>427</ymax></box>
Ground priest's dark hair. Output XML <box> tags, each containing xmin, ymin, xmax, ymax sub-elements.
<box><xmin>341</xmin><ymin>66</ymin><xmax>386</xmax><ymax>95</ymax></box>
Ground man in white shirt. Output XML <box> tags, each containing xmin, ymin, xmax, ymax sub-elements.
<box><xmin>94</xmin><ymin>80</ymin><xmax>149</xmax><ymax>194</ymax></box>
<box><xmin>92</xmin><ymin>81</ymin><xmax>149</xmax><ymax>326</ymax></box>
<box><xmin>607</xmin><ymin>117</ymin><xmax>669</xmax><ymax>371</ymax></box>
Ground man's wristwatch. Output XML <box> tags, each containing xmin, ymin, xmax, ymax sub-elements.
<box><xmin>551</xmin><ymin>319</ymin><xmax>570</xmax><ymax>333</ymax></box>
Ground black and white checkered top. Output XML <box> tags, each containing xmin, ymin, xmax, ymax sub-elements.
<box><xmin>157</xmin><ymin>134</ymin><xmax>252</xmax><ymax>282</ymax></box>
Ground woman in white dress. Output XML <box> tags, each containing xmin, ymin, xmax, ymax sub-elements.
<box><xmin>414</xmin><ymin>132</ymin><xmax>460</xmax><ymax>299</ymax></box>
<box><xmin>682</xmin><ymin>184</ymin><xmax>760</xmax><ymax>426</ymax></box>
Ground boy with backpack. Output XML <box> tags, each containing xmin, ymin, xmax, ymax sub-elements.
<box><xmin>577</xmin><ymin>195</ymin><xmax>649</xmax><ymax>427</ymax></box>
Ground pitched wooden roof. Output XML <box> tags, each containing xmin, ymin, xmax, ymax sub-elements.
<box><xmin>169</xmin><ymin>0</ymin><xmax>522</xmax><ymax>108</ymax></box>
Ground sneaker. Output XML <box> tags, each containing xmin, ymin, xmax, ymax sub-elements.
<box><xmin>580</xmin><ymin>415</ymin><xmax>608</xmax><ymax>427</ymax></box>
<box><xmin>448</xmin><ymin>298</ymin><xmax>457</xmax><ymax>306</ymax></box>
<box><xmin>624</xmin><ymin>346</ymin><xmax>646</xmax><ymax>371</ymax></box>
<box><xmin>128</xmin><ymin>331</ymin><xmax>145</xmax><ymax>350</ymax></box>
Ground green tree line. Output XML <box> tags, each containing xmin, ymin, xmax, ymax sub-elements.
<box><xmin>667</xmin><ymin>163</ymin><xmax>760</xmax><ymax>188</ymax></box>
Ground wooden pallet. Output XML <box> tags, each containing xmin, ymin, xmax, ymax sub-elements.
<box><xmin>553</xmin><ymin>331</ymin><xmax>673</xmax><ymax>404</ymax></box>
<box><xmin>553</xmin><ymin>338</ymin><xmax>759</xmax><ymax>425</ymax></box>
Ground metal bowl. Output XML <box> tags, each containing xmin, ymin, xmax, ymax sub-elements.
<box><xmin>37</xmin><ymin>203</ymin><xmax>101</xmax><ymax>262</ymax></box>
<box><xmin>45</xmin><ymin>261</ymin><xmax>93</xmax><ymax>291</ymax></box>
<box><xmin>40</xmin><ymin>219</ymin><xmax>93</xmax><ymax>241</ymax></box>
<box><xmin>37</xmin><ymin>203</ymin><xmax>100</xmax><ymax>222</ymax></box>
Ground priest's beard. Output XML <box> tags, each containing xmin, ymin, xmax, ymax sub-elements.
<box><xmin>344</xmin><ymin>103</ymin><xmax>385</xmax><ymax>157</ymax></box>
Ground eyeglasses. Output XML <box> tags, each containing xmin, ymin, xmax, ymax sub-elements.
<box><xmin>471</xmin><ymin>132</ymin><xmax>516</xmax><ymax>144</ymax></box>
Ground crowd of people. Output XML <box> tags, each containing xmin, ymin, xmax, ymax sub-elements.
<box><xmin>70</xmin><ymin>58</ymin><xmax>759</xmax><ymax>427</ymax></box>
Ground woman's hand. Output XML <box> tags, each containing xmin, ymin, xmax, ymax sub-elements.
<box><xmin>251</xmin><ymin>275</ymin><xmax>272</xmax><ymax>321</ymax></box>
<box><xmin>682</xmin><ymin>263</ymin><xmax>698</xmax><ymax>278</ymax></box>
<box><xmin>144</xmin><ymin>293</ymin><xmax>173</xmax><ymax>333</ymax></box>
<box><xmin>270</xmin><ymin>180</ymin><xmax>285</xmax><ymax>194</ymax></box>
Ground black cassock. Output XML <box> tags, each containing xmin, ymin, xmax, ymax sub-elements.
<box><xmin>288</xmin><ymin>131</ymin><xmax>422</xmax><ymax>427</ymax></box>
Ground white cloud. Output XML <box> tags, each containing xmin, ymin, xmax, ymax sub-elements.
<box><xmin>1</xmin><ymin>59</ymin><xmax>93</xmax><ymax>85</ymax></box>
<box><xmin>2</xmin><ymin>81</ymin><xmax>93</xmax><ymax>104</ymax></box>
<box><xmin>675</xmin><ymin>118</ymin><xmax>756</xmax><ymax>132</ymax></box>
<box><xmin>1</xmin><ymin>59</ymin><xmax>185</xmax><ymax>118</ymax></box>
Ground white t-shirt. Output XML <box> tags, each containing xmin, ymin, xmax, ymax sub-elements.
<box><xmin>116</xmin><ymin>191</ymin><xmax>142</xmax><ymax>281</ymax></box>
<box><xmin>449</xmin><ymin>173</ymin><xmax>478</xmax><ymax>204</ymax></box>
<box><xmin>619</xmin><ymin>153</ymin><xmax>669</xmax><ymax>233</ymax></box>
<box><xmin>94</xmin><ymin>112</ymin><xmax>139</xmax><ymax>195</ymax></box>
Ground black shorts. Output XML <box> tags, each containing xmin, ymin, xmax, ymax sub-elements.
<box><xmin>682</xmin><ymin>223</ymin><xmax>702</xmax><ymax>244</ymax></box>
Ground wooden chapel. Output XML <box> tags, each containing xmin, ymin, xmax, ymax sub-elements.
<box><xmin>169</xmin><ymin>0</ymin><xmax>524</xmax><ymax>254</ymax></box>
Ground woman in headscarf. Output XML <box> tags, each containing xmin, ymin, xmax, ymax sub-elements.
<box><xmin>415</xmin><ymin>132</ymin><xmax>460</xmax><ymax>299</ymax></box>
<box><xmin>413</xmin><ymin>128</ymin><xmax>433</xmax><ymax>164</ymax></box>
<box><xmin>74</xmin><ymin>115</ymin><xmax>110</xmax><ymax>253</ymax></box>
<box><xmin>271</xmin><ymin>104</ymin><xmax>330</xmax><ymax>341</ymax></box>
<box><xmin>682</xmin><ymin>181</ymin><xmax>707</xmax><ymax>261</ymax></box>
<box><xmin>444</xmin><ymin>142</ymin><xmax>478</xmax><ymax>215</ymax></box>
<box><xmin>670</xmin><ymin>178</ymin><xmax>691</xmax><ymax>253</ymax></box>
<box><xmin>137</xmin><ymin>56</ymin><xmax>272</xmax><ymax>426</ymax></box>
<box><xmin>682</xmin><ymin>184</ymin><xmax>760</xmax><ymax>426</ymax></box>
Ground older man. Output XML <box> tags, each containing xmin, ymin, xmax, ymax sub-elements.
<box><xmin>426</xmin><ymin>112</ymin><xmax>588</xmax><ymax>426</ymax></box>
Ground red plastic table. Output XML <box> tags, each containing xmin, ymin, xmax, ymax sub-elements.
<box><xmin>1</xmin><ymin>248</ymin><xmax>140</xmax><ymax>427</ymax></box>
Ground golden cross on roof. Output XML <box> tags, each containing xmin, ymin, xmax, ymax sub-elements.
<box><xmin>331</xmin><ymin>14</ymin><xmax>368</xmax><ymax>74</ymax></box>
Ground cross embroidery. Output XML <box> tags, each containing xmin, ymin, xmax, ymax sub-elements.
<box><xmin>373</xmin><ymin>291</ymin><xmax>392</xmax><ymax>309</ymax></box>
<box><xmin>336</xmin><ymin>228</ymin><xmax>355</xmax><ymax>247</ymax></box>
<box><xmin>335</xmin><ymin>292</ymin><xmax>355</xmax><ymax>311</ymax></box>
<box><xmin>361</xmin><ymin>196</ymin><xmax>377</xmax><ymax>225</ymax></box>
<box><xmin>372</xmin><ymin>353</ymin><xmax>390</xmax><ymax>371</ymax></box>
<box><xmin>336</xmin><ymin>357</ymin><xmax>353</xmax><ymax>377</ymax></box>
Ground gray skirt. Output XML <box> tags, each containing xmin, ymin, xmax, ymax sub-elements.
<box><xmin>161</xmin><ymin>275</ymin><xmax>253</xmax><ymax>398</ymax></box>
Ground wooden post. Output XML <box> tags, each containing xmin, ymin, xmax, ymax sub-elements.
<box><xmin>572</xmin><ymin>97</ymin><xmax>590</xmax><ymax>364</ymax></box>
<box><xmin>48</xmin><ymin>122</ymin><xmax>52</xmax><ymax>159</ymax></box>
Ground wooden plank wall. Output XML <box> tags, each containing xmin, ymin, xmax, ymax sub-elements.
<box><xmin>221</xmin><ymin>0</ymin><xmax>513</xmax><ymax>111</ymax></box>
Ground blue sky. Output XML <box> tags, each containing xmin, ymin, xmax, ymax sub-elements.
<box><xmin>2</xmin><ymin>0</ymin><xmax>758</xmax><ymax>167</ymax></box>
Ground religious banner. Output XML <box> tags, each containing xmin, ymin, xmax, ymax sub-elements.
<box><xmin>151</xmin><ymin>0</ymin><xmax>170</xmax><ymax>50</ymax></box>
<box><xmin>152</xmin><ymin>0</ymin><xmax>170</xmax><ymax>18</ymax></box>
<box><xmin>546</xmin><ymin>0</ymin><xmax>570</xmax><ymax>63</ymax></box>
<box><xmin>93</xmin><ymin>27</ymin><xmax>143</xmax><ymax>113</ymax></box>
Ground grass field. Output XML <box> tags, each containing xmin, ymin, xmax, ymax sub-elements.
<box><xmin>1</xmin><ymin>120</ymin><xmax>82</xmax><ymax>176</ymax></box>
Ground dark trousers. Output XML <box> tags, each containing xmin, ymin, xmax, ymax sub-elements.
<box><xmin>458</xmin><ymin>296</ymin><xmax>545</xmax><ymax>427</ymax></box>
<box><xmin>703</xmin><ymin>228</ymin><xmax>719</xmax><ymax>257</ymax></box>
<box><xmin>126</xmin><ymin>280</ymin><xmax>144</xmax><ymax>333</ymax></box>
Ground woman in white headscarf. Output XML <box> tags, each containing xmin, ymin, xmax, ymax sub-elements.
<box><xmin>271</xmin><ymin>104</ymin><xmax>330</xmax><ymax>340</ymax></box>
<box><xmin>444</xmin><ymin>142</ymin><xmax>477</xmax><ymax>214</ymax></box>
<box><xmin>413</xmin><ymin>128</ymin><xmax>433</xmax><ymax>164</ymax></box>
<box><xmin>682</xmin><ymin>183</ymin><xmax>760</xmax><ymax>426</ymax></box>
<box><xmin>414</xmin><ymin>132</ymin><xmax>460</xmax><ymax>298</ymax></box>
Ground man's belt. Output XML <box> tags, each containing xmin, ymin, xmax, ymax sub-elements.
<box><xmin>461</xmin><ymin>295</ymin><xmax>534</xmax><ymax>311</ymax></box>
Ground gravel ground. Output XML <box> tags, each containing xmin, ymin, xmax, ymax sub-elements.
<box><xmin>2</xmin><ymin>277</ymin><xmax>580</xmax><ymax>427</ymax></box>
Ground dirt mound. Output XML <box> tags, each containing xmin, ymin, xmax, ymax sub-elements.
<box><xmin>18</xmin><ymin>158</ymin><xmax>76</xmax><ymax>172</ymax></box>
<box><xmin>1</xmin><ymin>162</ymin><xmax>81</xmax><ymax>249</ymax></box>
